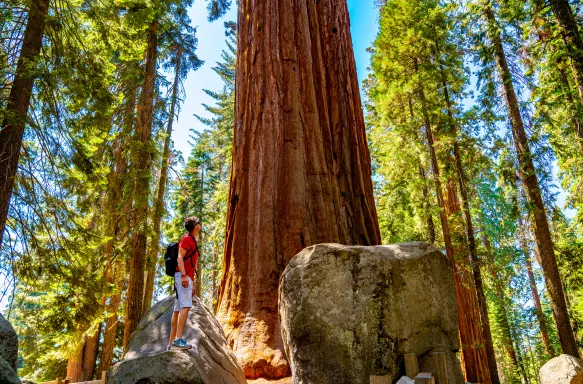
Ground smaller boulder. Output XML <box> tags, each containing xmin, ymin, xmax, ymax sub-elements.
<box><xmin>0</xmin><ymin>355</ymin><xmax>20</xmax><ymax>384</ymax></box>
<box><xmin>108</xmin><ymin>295</ymin><xmax>246</xmax><ymax>384</ymax></box>
<box><xmin>540</xmin><ymin>354</ymin><xmax>583</xmax><ymax>384</ymax></box>
<box><xmin>0</xmin><ymin>313</ymin><xmax>18</xmax><ymax>371</ymax></box>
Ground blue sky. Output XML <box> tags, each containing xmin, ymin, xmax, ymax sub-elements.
<box><xmin>171</xmin><ymin>0</ymin><xmax>380</xmax><ymax>158</ymax></box>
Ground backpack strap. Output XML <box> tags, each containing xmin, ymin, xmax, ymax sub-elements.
<box><xmin>184</xmin><ymin>234</ymin><xmax>199</xmax><ymax>278</ymax></box>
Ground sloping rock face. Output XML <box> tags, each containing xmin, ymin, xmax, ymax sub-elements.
<box><xmin>0</xmin><ymin>313</ymin><xmax>18</xmax><ymax>371</ymax></box>
<box><xmin>279</xmin><ymin>242</ymin><xmax>464</xmax><ymax>384</ymax></box>
<box><xmin>540</xmin><ymin>354</ymin><xmax>583</xmax><ymax>384</ymax></box>
<box><xmin>0</xmin><ymin>313</ymin><xmax>20</xmax><ymax>384</ymax></box>
<box><xmin>108</xmin><ymin>295</ymin><xmax>246</xmax><ymax>384</ymax></box>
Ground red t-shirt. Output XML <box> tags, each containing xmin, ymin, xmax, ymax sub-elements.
<box><xmin>177</xmin><ymin>234</ymin><xmax>198</xmax><ymax>280</ymax></box>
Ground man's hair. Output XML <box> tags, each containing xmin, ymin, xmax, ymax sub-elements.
<box><xmin>184</xmin><ymin>216</ymin><xmax>200</xmax><ymax>233</ymax></box>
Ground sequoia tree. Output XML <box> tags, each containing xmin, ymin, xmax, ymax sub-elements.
<box><xmin>216</xmin><ymin>0</ymin><xmax>381</xmax><ymax>378</ymax></box>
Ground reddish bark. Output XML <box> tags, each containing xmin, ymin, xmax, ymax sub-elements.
<box><xmin>483</xmin><ymin>0</ymin><xmax>580</xmax><ymax>358</ymax></box>
<box><xmin>416</xmin><ymin>60</ymin><xmax>491</xmax><ymax>384</ymax></box>
<box><xmin>216</xmin><ymin>0</ymin><xmax>381</xmax><ymax>378</ymax></box>
<box><xmin>0</xmin><ymin>0</ymin><xmax>50</xmax><ymax>247</ymax></box>
<box><xmin>123</xmin><ymin>20</ymin><xmax>159</xmax><ymax>351</ymax></box>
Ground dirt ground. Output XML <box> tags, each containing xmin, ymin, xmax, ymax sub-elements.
<box><xmin>247</xmin><ymin>378</ymin><xmax>293</xmax><ymax>384</ymax></box>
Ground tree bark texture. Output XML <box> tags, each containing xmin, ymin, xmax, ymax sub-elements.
<box><xmin>483</xmin><ymin>0</ymin><xmax>580</xmax><ymax>358</ymax></box>
<box><xmin>123</xmin><ymin>20</ymin><xmax>158</xmax><ymax>352</ymax></box>
<box><xmin>549</xmin><ymin>0</ymin><xmax>583</xmax><ymax>100</ymax></box>
<box><xmin>0</xmin><ymin>0</ymin><xmax>50</xmax><ymax>248</ymax></box>
<box><xmin>66</xmin><ymin>327</ymin><xmax>101</xmax><ymax>382</ymax></box>
<box><xmin>143</xmin><ymin>49</ymin><xmax>182</xmax><ymax>313</ymax></box>
<box><xmin>216</xmin><ymin>1</ymin><xmax>381</xmax><ymax>378</ymax></box>
<box><xmin>416</xmin><ymin>62</ymin><xmax>491</xmax><ymax>384</ymax></box>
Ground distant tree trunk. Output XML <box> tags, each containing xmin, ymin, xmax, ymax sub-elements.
<box><xmin>483</xmin><ymin>234</ymin><xmax>527</xmax><ymax>383</ymax></box>
<box><xmin>98</xmin><ymin>85</ymin><xmax>136</xmax><ymax>372</ymax></box>
<box><xmin>196</xmin><ymin>164</ymin><xmax>204</xmax><ymax>298</ymax></box>
<box><xmin>216</xmin><ymin>0</ymin><xmax>381</xmax><ymax>378</ymax></box>
<box><xmin>0</xmin><ymin>0</ymin><xmax>50</xmax><ymax>248</ymax></box>
<box><xmin>483</xmin><ymin>0</ymin><xmax>580</xmax><ymax>358</ymax></box>
<box><xmin>549</xmin><ymin>0</ymin><xmax>583</xmax><ymax>100</ymax></box>
<box><xmin>517</xmin><ymin>214</ymin><xmax>555</xmax><ymax>356</ymax></box>
<box><xmin>143</xmin><ymin>48</ymin><xmax>183</xmax><ymax>313</ymax></box>
<box><xmin>123</xmin><ymin>19</ymin><xmax>159</xmax><ymax>352</ymax></box>
<box><xmin>415</xmin><ymin>60</ymin><xmax>491</xmax><ymax>384</ymax></box>
<box><xmin>419</xmin><ymin>165</ymin><xmax>436</xmax><ymax>244</ymax></box>
<box><xmin>81</xmin><ymin>326</ymin><xmax>101</xmax><ymax>380</ymax></box>
<box><xmin>212</xmin><ymin>242</ymin><xmax>219</xmax><ymax>313</ymax></box>
<box><xmin>67</xmin><ymin>346</ymin><xmax>84</xmax><ymax>382</ymax></box>
<box><xmin>438</xmin><ymin>63</ymin><xmax>500</xmax><ymax>383</ymax></box>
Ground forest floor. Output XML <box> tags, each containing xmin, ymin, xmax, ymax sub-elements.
<box><xmin>247</xmin><ymin>378</ymin><xmax>292</xmax><ymax>384</ymax></box>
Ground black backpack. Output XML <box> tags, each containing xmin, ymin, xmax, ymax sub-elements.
<box><xmin>164</xmin><ymin>234</ymin><xmax>199</xmax><ymax>277</ymax></box>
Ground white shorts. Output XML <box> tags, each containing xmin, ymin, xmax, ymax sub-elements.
<box><xmin>173</xmin><ymin>272</ymin><xmax>193</xmax><ymax>311</ymax></box>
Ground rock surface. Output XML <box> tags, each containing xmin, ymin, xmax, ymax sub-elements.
<box><xmin>540</xmin><ymin>354</ymin><xmax>583</xmax><ymax>384</ymax></box>
<box><xmin>108</xmin><ymin>295</ymin><xmax>246</xmax><ymax>384</ymax></box>
<box><xmin>279</xmin><ymin>242</ymin><xmax>464</xmax><ymax>384</ymax></box>
<box><xmin>0</xmin><ymin>313</ymin><xmax>18</xmax><ymax>372</ymax></box>
<box><xmin>0</xmin><ymin>355</ymin><xmax>20</xmax><ymax>384</ymax></box>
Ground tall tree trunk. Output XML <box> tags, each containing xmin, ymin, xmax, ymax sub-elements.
<box><xmin>419</xmin><ymin>164</ymin><xmax>436</xmax><ymax>244</ymax></box>
<box><xmin>0</xmin><ymin>0</ymin><xmax>50</xmax><ymax>247</ymax></box>
<box><xmin>483</xmin><ymin>0</ymin><xmax>580</xmax><ymax>358</ymax></box>
<box><xmin>216</xmin><ymin>0</ymin><xmax>381</xmax><ymax>378</ymax></box>
<box><xmin>98</xmin><ymin>85</ymin><xmax>136</xmax><ymax>371</ymax></box>
<box><xmin>143</xmin><ymin>49</ymin><xmax>183</xmax><ymax>313</ymax></box>
<box><xmin>415</xmin><ymin>60</ymin><xmax>491</xmax><ymax>384</ymax></box>
<box><xmin>81</xmin><ymin>326</ymin><xmax>101</xmax><ymax>380</ymax></box>
<box><xmin>212</xmin><ymin>242</ymin><xmax>219</xmax><ymax>313</ymax></box>
<box><xmin>517</xmin><ymin>214</ymin><xmax>555</xmax><ymax>356</ymax></box>
<box><xmin>556</xmin><ymin>58</ymin><xmax>583</xmax><ymax>143</ymax></box>
<box><xmin>67</xmin><ymin>345</ymin><xmax>84</xmax><ymax>382</ymax></box>
<box><xmin>549</xmin><ymin>0</ymin><xmax>583</xmax><ymax>100</ymax></box>
<box><xmin>123</xmin><ymin>20</ymin><xmax>159</xmax><ymax>352</ymax></box>
<box><xmin>196</xmin><ymin>164</ymin><xmax>204</xmax><ymax>298</ymax></box>
<box><xmin>483</xmin><ymin>234</ymin><xmax>527</xmax><ymax>383</ymax></box>
<box><xmin>438</xmin><ymin>62</ymin><xmax>500</xmax><ymax>383</ymax></box>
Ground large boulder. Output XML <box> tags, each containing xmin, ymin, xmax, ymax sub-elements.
<box><xmin>108</xmin><ymin>295</ymin><xmax>246</xmax><ymax>384</ymax></box>
<box><xmin>0</xmin><ymin>313</ymin><xmax>18</xmax><ymax>371</ymax></box>
<box><xmin>0</xmin><ymin>355</ymin><xmax>20</xmax><ymax>384</ymax></box>
<box><xmin>279</xmin><ymin>242</ymin><xmax>464</xmax><ymax>384</ymax></box>
<box><xmin>540</xmin><ymin>354</ymin><xmax>583</xmax><ymax>384</ymax></box>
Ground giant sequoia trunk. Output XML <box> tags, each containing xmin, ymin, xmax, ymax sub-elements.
<box><xmin>416</xmin><ymin>60</ymin><xmax>491</xmax><ymax>384</ymax></box>
<box><xmin>123</xmin><ymin>20</ymin><xmax>159</xmax><ymax>351</ymax></box>
<box><xmin>0</xmin><ymin>0</ymin><xmax>50</xmax><ymax>248</ymax></box>
<box><xmin>483</xmin><ymin>0</ymin><xmax>580</xmax><ymax>358</ymax></box>
<box><xmin>216</xmin><ymin>0</ymin><xmax>381</xmax><ymax>378</ymax></box>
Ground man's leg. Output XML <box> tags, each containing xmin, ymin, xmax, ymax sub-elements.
<box><xmin>176</xmin><ymin>307</ymin><xmax>190</xmax><ymax>339</ymax></box>
<box><xmin>168</xmin><ymin>310</ymin><xmax>179</xmax><ymax>348</ymax></box>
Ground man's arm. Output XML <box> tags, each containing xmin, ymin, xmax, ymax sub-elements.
<box><xmin>177</xmin><ymin>247</ymin><xmax>189</xmax><ymax>287</ymax></box>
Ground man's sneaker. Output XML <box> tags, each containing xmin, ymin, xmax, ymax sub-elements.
<box><xmin>166</xmin><ymin>345</ymin><xmax>171</xmax><ymax>351</ymax></box>
<box><xmin>171</xmin><ymin>338</ymin><xmax>192</xmax><ymax>350</ymax></box>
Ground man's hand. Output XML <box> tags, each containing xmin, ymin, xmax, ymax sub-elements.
<box><xmin>182</xmin><ymin>276</ymin><xmax>189</xmax><ymax>288</ymax></box>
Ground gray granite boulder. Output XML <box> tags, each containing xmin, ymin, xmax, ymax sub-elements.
<box><xmin>0</xmin><ymin>355</ymin><xmax>20</xmax><ymax>384</ymax></box>
<box><xmin>0</xmin><ymin>313</ymin><xmax>18</xmax><ymax>372</ymax></box>
<box><xmin>279</xmin><ymin>242</ymin><xmax>464</xmax><ymax>384</ymax></box>
<box><xmin>540</xmin><ymin>354</ymin><xmax>583</xmax><ymax>384</ymax></box>
<box><xmin>108</xmin><ymin>295</ymin><xmax>246</xmax><ymax>384</ymax></box>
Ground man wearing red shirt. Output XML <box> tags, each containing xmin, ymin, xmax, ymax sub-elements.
<box><xmin>168</xmin><ymin>216</ymin><xmax>201</xmax><ymax>350</ymax></box>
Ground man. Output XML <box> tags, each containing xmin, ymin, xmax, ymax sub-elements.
<box><xmin>168</xmin><ymin>216</ymin><xmax>201</xmax><ymax>350</ymax></box>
